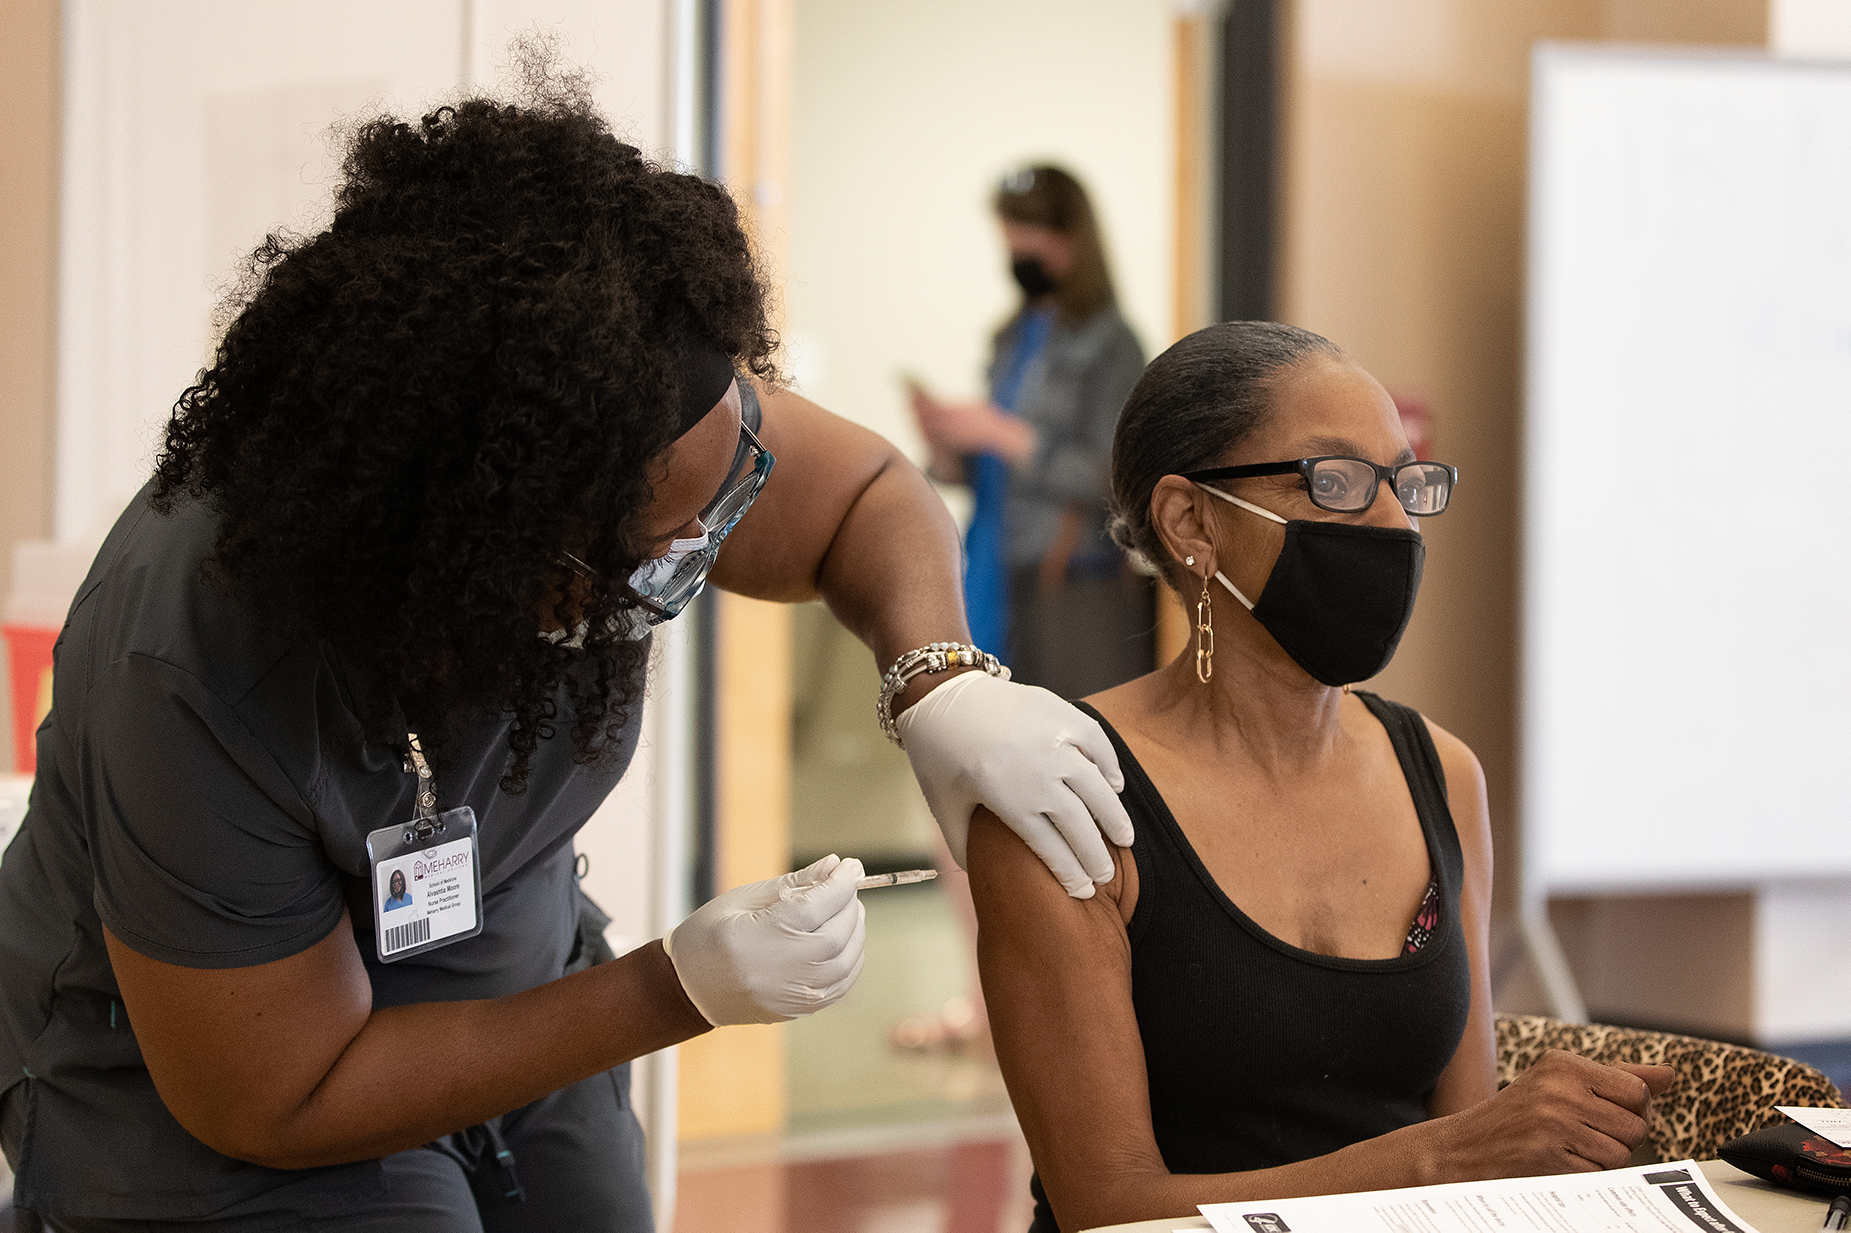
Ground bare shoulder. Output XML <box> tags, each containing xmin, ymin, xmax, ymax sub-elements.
<box><xmin>1417</xmin><ymin>717</ymin><xmax>1485</xmax><ymax>808</ymax></box>
<box><xmin>1417</xmin><ymin>715</ymin><xmax>1492</xmax><ymax>880</ymax></box>
<box><xmin>967</xmin><ymin>808</ymin><xmax>1139</xmax><ymax>931</ymax></box>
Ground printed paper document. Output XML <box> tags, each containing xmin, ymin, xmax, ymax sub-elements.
<box><xmin>1200</xmin><ymin>1160</ymin><xmax>1759</xmax><ymax>1233</ymax></box>
<box><xmin>1775</xmin><ymin>1107</ymin><xmax>1851</xmax><ymax>1150</ymax></box>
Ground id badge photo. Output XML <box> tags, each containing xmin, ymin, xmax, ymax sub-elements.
<box><xmin>366</xmin><ymin>733</ymin><xmax>486</xmax><ymax>963</ymax></box>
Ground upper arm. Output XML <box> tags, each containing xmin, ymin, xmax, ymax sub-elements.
<box><xmin>968</xmin><ymin>808</ymin><xmax>1167</xmax><ymax>1230</ymax></box>
<box><xmin>83</xmin><ymin>657</ymin><xmax>350</xmax><ymax>968</ymax></box>
<box><xmin>1422</xmin><ymin>718</ymin><xmax>1498</xmax><ymax>1115</ymax></box>
<box><xmin>105</xmin><ymin>911</ymin><xmax>373</xmax><ymax>1164</ymax></box>
<box><xmin>705</xmin><ymin>383</ymin><xmax>909</xmax><ymax>603</ymax></box>
<box><xmin>79</xmin><ymin>657</ymin><xmax>380</xmax><ymax>1162</ymax></box>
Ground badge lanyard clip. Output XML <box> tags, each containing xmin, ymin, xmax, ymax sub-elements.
<box><xmin>365</xmin><ymin>731</ymin><xmax>485</xmax><ymax>963</ymax></box>
<box><xmin>404</xmin><ymin>732</ymin><xmax>444</xmax><ymax>834</ymax></box>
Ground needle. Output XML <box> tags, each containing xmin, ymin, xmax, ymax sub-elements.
<box><xmin>779</xmin><ymin>866</ymin><xmax>941</xmax><ymax>902</ymax></box>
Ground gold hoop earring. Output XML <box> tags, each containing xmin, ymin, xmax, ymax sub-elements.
<box><xmin>1196</xmin><ymin>571</ymin><xmax>1215</xmax><ymax>684</ymax></box>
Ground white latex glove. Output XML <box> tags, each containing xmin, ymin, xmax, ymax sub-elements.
<box><xmin>663</xmin><ymin>854</ymin><xmax>867</xmax><ymax>1026</ymax></box>
<box><xmin>895</xmin><ymin>671</ymin><xmax>1134</xmax><ymax>899</ymax></box>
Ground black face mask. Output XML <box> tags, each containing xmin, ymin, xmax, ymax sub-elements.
<box><xmin>1203</xmin><ymin>486</ymin><xmax>1424</xmax><ymax>686</ymax></box>
<box><xmin>1010</xmin><ymin>256</ymin><xmax>1058</xmax><ymax>298</ymax></box>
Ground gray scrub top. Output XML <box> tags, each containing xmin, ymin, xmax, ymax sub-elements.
<box><xmin>0</xmin><ymin>486</ymin><xmax>641</xmax><ymax>1220</ymax></box>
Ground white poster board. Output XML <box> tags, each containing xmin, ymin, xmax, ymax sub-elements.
<box><xmin>1524</xmin><ymin>46</ymin><xmax>1851</xmax><ymax>896</ymax></box>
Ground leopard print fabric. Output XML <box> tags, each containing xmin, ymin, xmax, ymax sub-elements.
<box><xmin>1495</xmin><ymin>1013</ymin><xmax>1847</xmax><ymax>1163</ymax></box>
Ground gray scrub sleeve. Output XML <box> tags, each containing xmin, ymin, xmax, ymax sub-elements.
<box><xmin>81</xmin><ymin>654</ymin><xmax>346</xmax><ymax>969</ymax></box>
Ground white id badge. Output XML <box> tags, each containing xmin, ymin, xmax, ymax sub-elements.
<box><xmin>365</xmin><ymin>806</ymin><xmax>484</xmax><ymax>963</ymax></box>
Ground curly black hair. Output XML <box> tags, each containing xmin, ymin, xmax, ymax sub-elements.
<box><xmin>153</xmin><ymin>58</ymin><xmax>775</xmax><ymax>791</ymax></box>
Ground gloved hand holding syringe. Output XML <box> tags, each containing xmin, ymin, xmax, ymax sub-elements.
<box><xmin>661</xmin><ymin>859</ymin><xmax>938</xmax><ymax>1027</ymax></box>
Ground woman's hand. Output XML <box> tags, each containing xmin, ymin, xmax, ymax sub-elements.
<box><xmin>1423</xmin><ymin>1049</ymin><xmax>1676</xmax><ymax>1180</ymax></box>
<box><xmin>912</xmin><ymin>392</ymin><xmax>1037</xmax><ymax>464</ymax></box>
<box><xmin>905</xmin><ymin>383</ymin><xmax>967</xmax><ymax>481</ymax></box>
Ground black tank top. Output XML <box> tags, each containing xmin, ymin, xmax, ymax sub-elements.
<box><xmin>1027</xmin><ymin>693</ymin><xmax>1471</xmax><ymax>1232</ymax></box>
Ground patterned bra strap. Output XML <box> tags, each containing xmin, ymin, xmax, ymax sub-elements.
<box><xmin>1403</xmin><ymin>878</ymin><xmax>1441</xmax><ymax>955</ymax></box>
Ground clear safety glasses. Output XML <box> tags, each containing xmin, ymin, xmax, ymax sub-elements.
<box><xmin>1182</xmin><ymin>455</ymin><xmax>1457</xmax><ymax>517</ymax></box>
<box><xmin>562</xmin><ymin>419</ymin><xmax>775</xmax><ymax>625</ymax></box>
<box><xmin>637</xmin><ymin>419</ymin><xmax>773</xmax><ymax>619</ymax></box>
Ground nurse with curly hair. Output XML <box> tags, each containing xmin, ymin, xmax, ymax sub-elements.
<box><xmin>0</xmin><ymin>63</ymin><xmax>1134</xmax><ymax>1231</ymax></box>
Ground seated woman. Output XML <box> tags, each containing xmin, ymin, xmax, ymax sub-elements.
<box><xmin>968</xmin><ymin>322</ymin><xmax>1673</xmax><ymax>1233</ymax></box>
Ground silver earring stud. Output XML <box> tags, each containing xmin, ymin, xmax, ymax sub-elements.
<box><xmin>1185</xmin><ymin>555</ymin><xmax>1195</xmax><ymax>566</ymax></box>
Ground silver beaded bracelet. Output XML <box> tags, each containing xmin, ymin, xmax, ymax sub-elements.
<box><xmin>876</xmin><ymin>641</ymin><xmax>1009</xmax><ymax>747</ymax></box>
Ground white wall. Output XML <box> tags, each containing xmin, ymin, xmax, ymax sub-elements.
<box><xmin>782</xmin><ymin>0</ymin><xmax>1177</xmax><ymax>457</ymax></box>
<box><xmin>1772</xmin><ymin>0</ymin><xmax>1851</xmax><ymax>57</ymax></box>
<box><xmin>470</xmin><ymin>0</ymin><xmax>673</xmax><ymax>154</ymax></box>
<box><xmin>1757</xmin><ymin>882</ymin><xmax>1851</xmax><ymax>1044</ymax></box>
<box><xmin>57</xmin><ymin>0</ymin><xmax>681</xmax><ymax>545</ymax></box>
<box><xmin>57</xmin><ymin>0</ymin><xmax>462</xmax><ymax>542</ymax></box>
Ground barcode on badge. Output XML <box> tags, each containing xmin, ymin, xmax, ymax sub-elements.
<box><xmin>384</xmin><ymin>915</ymin><xmax>432</xmax><ymax>954</ymax></box>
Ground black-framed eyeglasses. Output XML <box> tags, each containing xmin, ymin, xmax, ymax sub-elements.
<box><xmin>1181</xmin><ymin>456</ymin><xmax>1458</xmax><ymax>516</ymax></box>
<box><xmin>560</xmin><ymin>419</ymin><xmax>775</xmax><ymax>624</ymax></box>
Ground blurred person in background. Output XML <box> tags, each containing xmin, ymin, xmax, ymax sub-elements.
<box><xmin>909</xmin><ymin>165</ymin><xmax>1152</xmax><ymax>701</ymax></box>
<box><xmin>893</xmin><ymin>165</ymin><xmax>1152</xmax><ymax>1056</ymax></box>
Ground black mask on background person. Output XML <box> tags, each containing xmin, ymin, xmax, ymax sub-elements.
<box><xmin>1201</xmin><ymin>484</ymin><xmax>1425</xmax><ymax>686</ymax></box>
<box><xmin>1010</xmin><ymin>255</ymin><xmax>1058</xmax><ymax>298</ymax></box>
